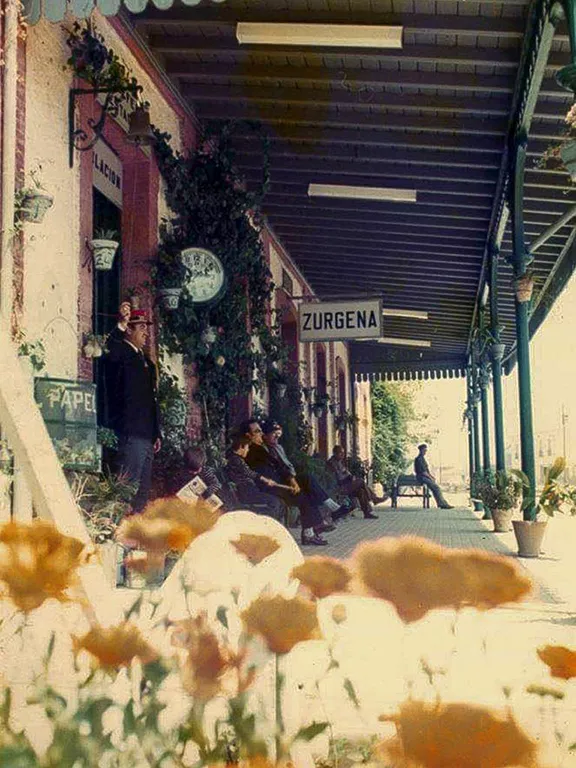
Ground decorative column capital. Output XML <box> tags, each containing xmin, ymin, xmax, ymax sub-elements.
<box><xmin>491</xmin><ymin>341</ymin><xmax>506</xmax><ymax>363</ymax></box>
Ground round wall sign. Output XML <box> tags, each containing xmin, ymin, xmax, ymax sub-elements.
<box><xmin>180</xmin><ymin>247</ymin><xmax>226</xmax><ymax>306</ymax></box>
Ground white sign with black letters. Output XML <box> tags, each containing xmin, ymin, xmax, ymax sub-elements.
<box><xmin>298</xmin><ymin>299</ymin><xmax>383</xmax><ymax>342</ymax></box>
<box><xmin>92</xmin><ymin>139</ymin><xmax>122</xmax><ymax>208</ymax></box>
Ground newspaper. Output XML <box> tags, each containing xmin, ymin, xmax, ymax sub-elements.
<box><xmin>177</xmin><ymin>475</ymin><xmax>223</xmax><ymax>510</ymax></box>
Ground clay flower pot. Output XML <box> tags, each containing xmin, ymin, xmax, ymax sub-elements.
<box><xmin>512</xmin><ymin>519</ymin><xmax>547</xmax><ymax>558</ymax></box>
<box><xmin>157</xmin><ymin>287</ymin><xmax>182</xmax><ymax>310</ymax></box>
<box><xmin>19</xmin><ymin>191</ymin><xmax>53</xmax><ymax>223</ymax></box>
<box><xmin>90</xmin><ymin>239</ymin><xmax>120</xmax><ymax>271</ymax></box>
<box><xmin>492</xmin><ymin>508</ymin><xmax>513</xmax><ymax>533</ymax></box>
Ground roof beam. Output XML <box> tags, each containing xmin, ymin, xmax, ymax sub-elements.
<box><xmin>293</xmin><ymin>243</ymin><xmax>483</xmax><ymax>261</ymax></box>
<box><xmin>281</xmin><ymin>233</ymin><xmax>484</xmax><ymax>254</ymax></box>
<box><xmin>137</xmin><ymin>10</ymin><xmax>530</xmax><ymax>36</ymax></box>
<box><xmin>264</xmin><ymin>202</ymin><xmax>490</xmax><ymax>221</ymax></box>
<box><xmin>184</xmin><ymin>83</ymin><xmax>513</xmax><ymax>116</ymax></box>
<box><xmin>274</xmin><ymin>222</ymin><xmax>486</xmax><ymax>241</ymax></box>
<box><xmin>201</xmin><ymin>106</ymin><xmax>508</xmax><ymax>136</ymax></box>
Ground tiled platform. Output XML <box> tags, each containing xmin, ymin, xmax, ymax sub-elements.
<box><xmin>305</xmin><ymin>504</ymin><xmax>563</xmax><ymax>606</ymax></box>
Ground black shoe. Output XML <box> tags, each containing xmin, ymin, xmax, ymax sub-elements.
<box><xmin>332</xmin><ymin>505</ymin><xmax>349</xmax><ymax>521</ymax></box>
<box><xmin>301</xmin><ymin>532</ymin><xmax>329</xmax><ymax>546</ymax></box>
<box><xmin>364</xmin><ymin>512</ymin><xmax>378</xmax><ymax>519</ymax></box>
<box><xmin>439</xmin><ymin>504</ymin><xmax>454</xmax><ymax>509</ymax></box>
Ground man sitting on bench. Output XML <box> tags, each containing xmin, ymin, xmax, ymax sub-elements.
<box><xmin>414</xmin><ymin>443</ymin><xmax>453</xmax><ymax>509</ymax></box>
<box><xmin>327</xmin><ymin>445</ymin><xmax>387</xmax><ymax>519</ymax></box>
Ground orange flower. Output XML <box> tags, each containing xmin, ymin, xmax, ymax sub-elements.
<box><xmin>143</xmin><ymin>496</ymin><xmax>220</xmax><ymax>542</ymax></box>
<box><xmin>116</xmin><ymin>516</ymin><xmax>192</xmax><ymax>553</ymax></box>
<box><xmin>232</xmin><ymin>533</ymin><xmax>280</xmax><ymax>565</ymax></box>
<box><xmin>351</xmin><ymin>537</ymin><xmax>531</xmax><ymax>623</ymax></box>
<box><xmin>241</xmin><ymin>595</ymin><xmax>321</xmax><ymax>654</ymax></box>
<box><xmin>172</xmin><ymin>613</ymin><xmax>235</xmax><ymax>700</ymax></box>
<box><xmin>537</xmin><ymin>645</ymin><xmax>576</xmax><ymax>680</ymax></box>
<box><xmin>378</xmin><ymin>700</ymin><xmax>538</xmax><ymax>768</ymax></box>
<box><xmin>73</xmin><ymin>623</ymin><xmax>158</xmax><ymax>668</ymax></box>
<box><xmin>0</xmin><ymin>520</ymin><xmax>85</xmax><ymax>612</ymax></box>
<box><xmin>291</xmin><ymin>557</ymin><xmax>351</xmax><ymax>598</ymax></box>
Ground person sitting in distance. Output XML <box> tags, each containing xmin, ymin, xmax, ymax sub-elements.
<box><xmin>327</xmin><ymin>445</ymin><xmax>386</xmax><ymax>519</ymax></box>
<box><xmin>413</xmin><ymin>443</ymin><xmax>453</xmax><ymax>509</ymax></box>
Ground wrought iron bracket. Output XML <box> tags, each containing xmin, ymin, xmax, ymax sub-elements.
<box><xmin>68</xmin><ymin>85</ymin><xmax>140</xmax><ymax>168</ymax></box>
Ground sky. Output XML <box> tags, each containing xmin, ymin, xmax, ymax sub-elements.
<box><xmin>401</xmin><ymin>270</ymin><xmax>576</xmax><ymax>482</ymax></box>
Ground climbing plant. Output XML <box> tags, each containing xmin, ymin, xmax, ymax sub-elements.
<box><xmin>151</xmin><ymin>124</ymin><xmax>278</xmax><ymax>445</ymax></box>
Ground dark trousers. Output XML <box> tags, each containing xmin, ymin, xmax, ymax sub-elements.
<box><xmin>236</xmin><ymin>484</ymin><xmax>285</xmax><ymax>521</ymax></box>
<box><xmin>265</xmin><ymin>485</ymin><xmax>323</xmax><ymax>529</ymax></box>
<box><xmin>118</xmin><ymin>435</ymin><xmax>154</xmax><ymax>513</ymax></box>
<box><xmin>418</xmin><ymin>476</ymin><xmax>449</xmax><ymax>507</ymax></box>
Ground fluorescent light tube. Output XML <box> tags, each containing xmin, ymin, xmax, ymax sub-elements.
<box><xmin>357</xmin><ymin>337</ymin><xmax>431</xmax><ymax>348</ymax></box>
<box><xmin>236</xmin><ymin>23</ymin><xmax>403</xmax><ymax>49</ymax></box>
<box><xmin>308</xmin><ymin>184</ymin><xmax>417</xmax><ymax>203</ymax></box>
<box><xmin>382</xmin><ymin>309</ymin><xmax>429</xmax><ymax>320</ymax></box>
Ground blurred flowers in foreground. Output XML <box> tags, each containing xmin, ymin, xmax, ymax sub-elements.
<box><xmin>351</xmin><ymin>536</ymin><xmax>532</xmax><ymax>622</ymax></box>
<box><xmin>537</xmin><ymin>645</ymin><xmax>576</xmax><ymax>680</ymax></box>
<box><xmin>241</xmin><ymin>594</ymin><xmax>321</xmax><ymax>654</ymax></box>
<box><xmin>0</xmin><ymin>520</ymin><xmax>85</xmax><ymax>612</ymax></box>
<box><xmin>378</xmin><ymin>700</ymin><xmax>538</xmax><ymax>768</ymax></box>
<box><xmin>73</xmin><ymin>622</ymin><xmax>159</xmax><ymax>669</ymax></box>
<box><xmin>291</xmin><ymin>556</ymin><xmax>351</xmax><ymax>599</ymax></box>
<box><xmin>232</xmin><ymin>533</ymin><xmax>280</xmax><ymax>564</ymax></box>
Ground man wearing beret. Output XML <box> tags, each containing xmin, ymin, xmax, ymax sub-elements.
<box><xmin>106</xmin><ymin>309</ymin><xmax>161</xmax><ymax>514</ymax></box>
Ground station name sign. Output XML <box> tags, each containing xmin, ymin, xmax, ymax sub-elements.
<box><xmin>298</xmin><ymin>299</ymin><xmax>383</xmax><ymax>342</ymax></box>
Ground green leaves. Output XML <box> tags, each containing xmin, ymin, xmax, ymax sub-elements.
<box><xmin>343</xmin><ymin>677</ymin><xmax>360</xmax><ymax>709</ymax></box>
<box><xmin>293</xmin><ymin>722</ymin><xmax>329</xmax><ymax>742</ymax></box>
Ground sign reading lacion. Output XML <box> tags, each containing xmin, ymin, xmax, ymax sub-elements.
<box><xmin>298</xmin><ymin>299</ymin><xmax>383</xmax><ymax>342</ymax></box>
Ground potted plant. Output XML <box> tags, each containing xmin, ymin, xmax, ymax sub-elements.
<box><xmin>511</xmin><ymin>457</ymin><xmax>576</xmax><ymax>558</ymax></box>
<box><xmin>15</xmin><ymin>170</ymin><xmax>53</xmax><ymax>225</ymax></box>
<box><xmin>476</xmin><ymin>470</ymin><xmax>523</xmax><ymax>533</ymax></box>
<box><xmin>89</xmin><ymin>228</ymin><xmax>120</xmax><ymax>271</ymax></box>
<box><xmin>156</xmin><ymin>247</ymin><xmax>186</xmax><ymax>310</ymax></box>
<box><xmin>312</xmin><ymin>393</ymin><xmax>330</xmax><ymax>418</ymax></box>
<box><xmin>82</xmin><ymin>332</ymin><xmax>107</xmax><ymax>358</ymax></box>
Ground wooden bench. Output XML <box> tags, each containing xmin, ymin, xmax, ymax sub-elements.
<box><xmin>391</xmin><ymin>474</ymin><xmax>430</xmax><ymax>508</ymax></box>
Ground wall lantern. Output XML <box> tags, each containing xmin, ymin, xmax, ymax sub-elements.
<box><xmin>126</xmin><ymin>105</ymin><xmax>155</xmax><ymax>146</ymax></box>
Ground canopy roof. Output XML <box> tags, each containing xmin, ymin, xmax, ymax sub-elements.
<box><xmin>26</xmin><ymin>0</ymin><xmax>576</xmax><ymax>380</ymax></box>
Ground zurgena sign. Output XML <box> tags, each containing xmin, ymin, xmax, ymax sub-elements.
<box><xmin>298</xmin><ymin>299</ymin><xmax>383</xmax><ymax>342</ymax></box>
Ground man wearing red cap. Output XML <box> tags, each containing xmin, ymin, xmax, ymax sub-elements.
<box><xmin>106</xmin><ymin>308</ymin><xmax>161</xmax><ymax>514</ymax></box>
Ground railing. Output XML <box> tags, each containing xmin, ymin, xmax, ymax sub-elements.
<box><xmin>0</xmin><ymin>313</ymin><xmax>122</xmax><ymax>625</ymax></box>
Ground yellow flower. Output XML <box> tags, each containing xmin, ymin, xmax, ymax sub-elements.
<box><xmin>378</xmin><ymin>700</ymin><xmax>538</xmax><ymax>768</ymax></box>
<box><xmin>172</xmin><ymin>613</ymin><xmax>236</xmax><ymax>701</ymax></box>
<box><xmin>537</xmin><ymin>645</ymin><xmax>576</xmax><ymax>680</ymax></box>
<box><xmin>143</xmin><ymin>496</ymin><xmax>221</xmax><ymax>547</ymax></box>
<box><xmin>73</xmin><ymin>623</ymin><xmax>158</xmax><ymax>668</ymax></box>
<box><xmin>351</xmin><ymin>537</ymin><xmax>531</xmax><ymax>623</ymax></box>
<box><xmin>116</xmin><ymin>516</ymin><xmax>189</xmax><ymax>553</ymax></box>
<box><xmin>0</xmin><ymin>520</ymin><xmax>85</xmax><ymax>612</ymax></box>
<box><xmin>291</xmin><ymin>557</ymin><xmax>351</xmax><ymax>598</ymax></box>
<box><xmin>241</xmin><ymin>595</ymin><xmax>320</xmax><ymax>654</ymax></box>
<box><xmin>232</xmin><ymin>533</ymin><xmax>280</xmax><ymax>565</ymax></box>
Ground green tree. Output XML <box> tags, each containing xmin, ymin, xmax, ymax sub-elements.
<box><xmin>371</xmin><ymin>381</ymin><xmax>418</xmax><ymax>490</ymax></box>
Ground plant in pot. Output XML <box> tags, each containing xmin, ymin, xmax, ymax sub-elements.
<box><xmin>470</xmin><ymin>470</ymin><xmax>485</xmax><ymax>513</ymax></box>
<box><xmin>14</xmin><ymin>169</ymin><xmax>53</xmax><ymax>226</ymax></box>
<box><xmin>476</xmin><ymin>469</ymin><xmax>523</xmax><ymax>533</ymax></box>
<box><xmin>511</xmin><ymin>457</ymin><xmax>576</xmax><ymax>558</ymax></box>
<box><xmin>82</xmin><ymin>332</ymin><xmax>107</xmax><ymax>358</ymax></box>
<box><xmin>16</xmin><ymin>333</ymin><xmax>46</xmax><ymax>381</ymax></box>
<box><xmin>312</xmin><ymin>392</ymin><xmax>331</xmax><ymax>418</ymax></box>
<box><xmin>89</xmin><ymin>227</ymin><xmax>120</xmax><ymax>271</ymax></box>
<box><xmin>156</xmin><ymin>246</ymin><xmax>186</xmax><ymax>310</ymax></box>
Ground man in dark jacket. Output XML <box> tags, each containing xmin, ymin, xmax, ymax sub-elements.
<box><xmin>106</xmin><ymin>309</ymin><xmax>161</xmax><ymax>513</ymax></box>
<box><xmin>225</xmin><ymin>435</ymin><xmax>287</xmax><ymax>520</ymax></box>
<box><xmin>414</xmin><ymin>443</ymin><xmax>453</xmax><ymax>509</ymax></box>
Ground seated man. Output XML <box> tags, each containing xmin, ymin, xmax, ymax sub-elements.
<box><xmin>224</xmin><ymin>435</ymin><xmax>288</xmax><ymax>521</ymax></box>
<box><xmin>261</xmin><ymin>420</ymin><xmax>348</xmax><ymax>523</ymax></box>
<box><xmin>327</xmin><ymin>445</ymin><xmax>386</xmax><ymax>519</ymax></box>
<box><xmin>241</xmin><ymin>418</ymin><xmax>330</xmax><ymax>546</ymax></box>
<box><xmin>413</xmin><ymin>443</ymin><xmax>453</xmax><ymax>509</ymax></box>
<box><xmin>170</xmin><ymin>447</ymin><xmax>236</xmax><ymax>511</ymax></box>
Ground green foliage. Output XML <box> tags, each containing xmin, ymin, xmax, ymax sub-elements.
<box><xmin>16</xmin><ymin>333</ymin><xmax>46</xmax><ymax>374</ymax></box>
<box><xmin>475</xmin><ymin>470</ymin><xmax>523</xmax><ymax>512</ymax></box>
<box><xmin>151</xmin><ymin>124</ymin><xmax>275</xmax><ymax>442</ymax></box>
<box><xmin>268</xmin><ymin>365</ymin><xmax>313</xmax><ymax>457</ymax></box>
<box><xmin>512</xmin><ymin>457</ymin><xmax>576</xmax><ymax>517</ymax></box>
<box><xmin>370</xmin><ymin>381</ymin><xmax>416</xmax><ymax>490</ymax></box>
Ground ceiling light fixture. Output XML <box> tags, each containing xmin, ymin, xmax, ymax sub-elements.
<box><xmin>308</xmin><ymin>184</ymin><xmax>417</xmax><ymax>203</ymax></box>
<box><xmin>382</xmin><ymin>309</ymin><xmax>429</xmax><ymax>320</ymax></box>
<box><xmin>358</xmin><ymin>337</ymin><xmax>431</xmax><ymax>348</ymax></box>
<box><xmin>236</xmin><ymin>23</ymin><xmax>403</xmax><ymax>49</ymax></box>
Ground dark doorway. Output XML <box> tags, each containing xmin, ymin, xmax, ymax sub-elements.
<box><xmin>92</xmin><ymin>188</ymin><xmax>122</xmax><ymax>430</ymax></box>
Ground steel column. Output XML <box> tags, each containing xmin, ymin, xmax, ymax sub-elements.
<box><xmin>489</xmin><ymin>249</ymin><xmax>506</xmax><ymax>471</ymax></box>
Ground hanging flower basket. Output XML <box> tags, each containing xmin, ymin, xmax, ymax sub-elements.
<box><xmin>157</xmin><ymin>287</ymin><xmax>182</xmax><ymax>310</ymax></box>
<box><xmin>276</xmin><ymin>383</ymin><xmax>288</xmax><ymax>399</ymax></box>
<box><xmin>18</xmin><ymin>191</ymin><xmax>54</xmax><ymax>224</ymax></box>
<box><xmin>313</xmin><ymin>405</ymin><xmax>325</xmax><ymax>418</ymax></box>
<box><xmin>201</xmin><ymin>326</ymin><xmax>218</xmax><ymax>345</ymax></box>
<box><xmin>514</xmin><ymin>274</ymin><xmax>534</xmax><ymax>304</ymax></box>
<box><xmin>490</xmin><ymin>342</ymin><xmax>506</xmax><ymax>363</ymax></box>
<box><xmin>83</xmin><ymin>343</ymin><xmax>103</xmax><ymax>359</ymax></box>
<box><xmin>89</xmin><ymin>239</ymin><xmax>120</xmax><ymax>271</ymax></box>
<box><xmin>560</xmin><ymin>139</ymin><xmax>576</xmax><ymax>181</ymax></box>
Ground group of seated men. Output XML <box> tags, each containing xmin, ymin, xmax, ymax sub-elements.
<box><xmin>177</xmin><ymin>418</ymin><xmax>387</xmax><ymax>547</ymax></box>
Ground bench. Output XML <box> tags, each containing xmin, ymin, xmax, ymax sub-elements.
<box><xmin>391</xmin><ymin>474</ymin><xmax>430</xmax><ymax>509</ymax></box>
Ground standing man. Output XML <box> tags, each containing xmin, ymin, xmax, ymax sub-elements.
<box><xmin>414</xmin><ymin>443</ymin><xmax>453</xmax><ymax>509</ymax></box>
<box><xmin>107</xmin><ymin>309</ymin><xmax>161</xmax><ymax>514</ymax></box>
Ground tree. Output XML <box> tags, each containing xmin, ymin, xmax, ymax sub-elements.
<box><xmin>371</xmin><ymin>381</ymin><xmax>418</xmax><ymax>490</ymax></box>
